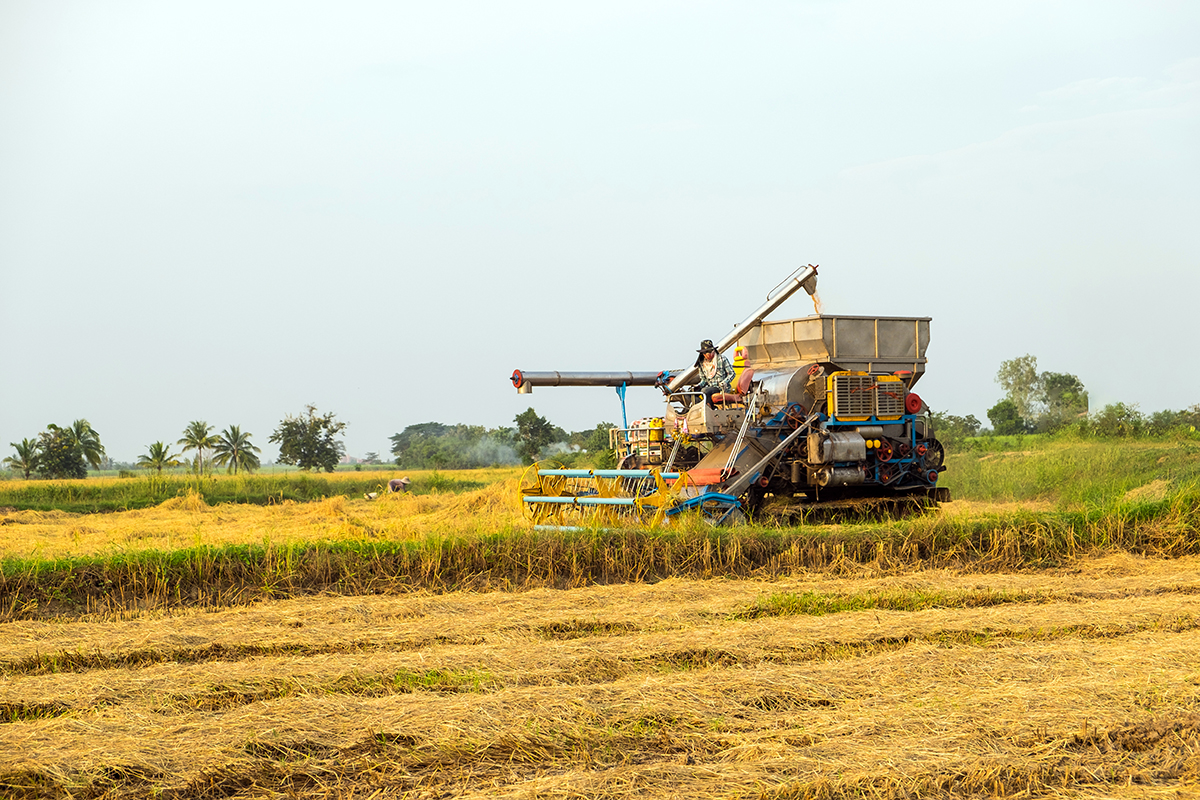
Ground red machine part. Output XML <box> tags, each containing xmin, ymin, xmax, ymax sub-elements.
<box><xmin>511</xmin><ymin>369</ymin><xmax>524</xmax><ymax>389</ymax></box>
<box><xmin>905</xmin><ymin>392</ymin><xmax>923</xmax><ymax>414</ymax></box>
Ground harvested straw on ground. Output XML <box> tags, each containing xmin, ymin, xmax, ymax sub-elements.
<box><xmin>2</xmin><ymin>556</ymin><xmax>1198</xmax><ymax>797</ymax></box>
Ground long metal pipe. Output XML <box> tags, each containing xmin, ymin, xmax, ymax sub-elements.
<box><xmin>510</xmin><ymin>370</ymin><xmax>664</xmax><ymax>391</ymax></box>
<box><xmin>666</xmin><ymin>264</ymin><xmax>819</xmax><ymax>393</ymax></box>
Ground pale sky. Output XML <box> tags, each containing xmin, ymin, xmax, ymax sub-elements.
<box><xmin>2</xmin><ymin>1</ymin><xmax>1197</xmax><ymax>463</ymax></box>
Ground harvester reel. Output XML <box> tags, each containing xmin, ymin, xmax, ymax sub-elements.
<box><xmin>633</xmin><ymin>468</ymin><xmax>684</xmax><ymax>528</ymax></box>
<box><xmin>590</xmin><ymin>474</ymin><xmax>624</xmax><ymax>527</ymax></box>
<box><xmin>518</xmin><ymin>460</ymin><xmax>567</xmax><ymax>525</ymax></box>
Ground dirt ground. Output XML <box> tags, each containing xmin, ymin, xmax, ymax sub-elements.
<box><xmin>2</xmin><ymin>552</ymin><xmax>1199</xmax><ymax>798</ymax></box>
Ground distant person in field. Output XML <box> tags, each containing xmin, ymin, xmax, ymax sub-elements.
<box><xmin>365</xmin><ymin>476</ymin><xmax>411</xmax><ymax>499</ymax></box>
<box><xmin>694</xmin><ymin>339</ymin><xmax>735</xmax><ymax>408</ymax></box>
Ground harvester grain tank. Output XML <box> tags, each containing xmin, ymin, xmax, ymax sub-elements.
<box><xmin>510</xmin><ymin>265</ymin><xmax>948</xmax><ymax>526</ymax></box>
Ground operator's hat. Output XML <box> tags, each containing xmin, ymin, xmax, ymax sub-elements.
<box><xmin>697</xmin><ymin>339</ymin><xmax>717</xmax><ymax>353</ymax></box>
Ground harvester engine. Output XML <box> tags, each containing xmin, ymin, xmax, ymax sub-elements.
<box><xmin>510</xmin><ymin>265</ymin><xmax>949</xmax><ymax>527</ymax></box>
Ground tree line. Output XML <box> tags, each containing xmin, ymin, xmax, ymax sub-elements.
<box><xmin>388</xmin><ymin>408</ymin><xmax>615</xmax><ymax>470</ymax></box>
<box><xmin>1</xmin><ymin>418</ymin><xmax>266</xmax><ymax>479</ymax></box>
<box><xmin>932</xmin><ymin>353</ymin><xmax>1199</xmax><ymax>447</ymax></box>
<box><xmin>2</xmin><ymin>405</ymin><xmax>350</xmax><ymax>479</ymax></box>
<box><xmin>3</xmin><ymin>405</ymin><xmax>616</xmax><ymax>480</ymax></box>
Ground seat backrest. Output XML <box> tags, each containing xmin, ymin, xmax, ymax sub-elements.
<box><xmin>735</xmin><ymin>367</ymin><xmax>755</xmax><ymax>395</ymax></box>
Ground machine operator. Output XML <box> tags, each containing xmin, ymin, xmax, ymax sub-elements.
<box><xmin>694</xmin><ymin>338</ymin><xmax>735</xmax><ymax>408</ymax></box>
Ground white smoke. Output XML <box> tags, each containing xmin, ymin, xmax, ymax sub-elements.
<box><xmin>466</xmin><ymin>436</ymin><xmax>522</xmax><ymax>466</ymax></box>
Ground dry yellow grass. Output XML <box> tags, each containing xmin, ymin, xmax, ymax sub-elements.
<box><xmin>1125</xmin><ymin>479</ymin><xmax>1173</xmax><ymax>503</ymax></box>
<box><xmin>0</xmin><ymin>480</ymin><xmax>526</xmax><ymax>560</ymax></box>
<box><xmin>3</xmin><ymin>473</ymin><xmax>1199</xmax><ymax>796</ymax></box>
<box><xmin>2</xmin><ymin>554</ymin><xmax>1199</xmax><ymax>798</ymax></box>
<box><xmin>1</xmin><ymin>479</ymin><xmax>1095</xmax><ymax>564</ymax></box>
<box><xmin>938</xmin><ymin>498</ymin><xmax>1057</xmax><ymax>515</ymax></box>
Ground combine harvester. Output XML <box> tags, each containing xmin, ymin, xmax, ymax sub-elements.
<box><xmin>510</xmin><ymin>265</ymin><xmax>949</xmax><ymax>528</ymax></box>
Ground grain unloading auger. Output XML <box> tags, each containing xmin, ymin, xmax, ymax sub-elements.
<box><xmin>511</xmin><ymin>265</ymin><xmax>950</xmax><ymax>528</ymax></box>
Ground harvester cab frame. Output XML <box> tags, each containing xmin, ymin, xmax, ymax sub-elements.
<box><xmin>510</xmin><ymin>264</ymin><xmax>949</xmax><ymax>528</ymax></box>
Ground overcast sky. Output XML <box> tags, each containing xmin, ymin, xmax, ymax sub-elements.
<box><xmin>2</xmin><ymin>1</ymin><xmax>1197</xmax><ymax>463</ymax></box>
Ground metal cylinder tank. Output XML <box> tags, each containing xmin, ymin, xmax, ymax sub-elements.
<box><xmin>813</xmin><ymin>466</ymin><xmax>866</xmax><ymax>487</ymax></box>
<box><xmin>807</xmin><ymin>431</ymin><xmax>867</xmax><ymax>464</ymax></box>
<box><xmin>754</xmin><ymin>365</ymin><xmax>824</xmax><ymax>414</ymax></box>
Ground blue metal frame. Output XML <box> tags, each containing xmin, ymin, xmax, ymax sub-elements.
<box><xmin>730</xmin><ymin>409</ymin><xmax>941</xmax><ymax>490</ymax></box>
<box><xmin>666</xmin><ymin>493</ymin><xmax>743</xmax><ymax>525</ymax></box>
<box><xmin>816</xmin><ymin>412</ymin><xmax>940</xmax><ymax>488</ymax></box>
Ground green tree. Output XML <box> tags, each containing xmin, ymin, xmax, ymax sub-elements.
<box><xmin>36</xmin><ymin>426</ymin><xmax>87</xmax><ymax>479</ymax></box>
<box><xmin>389</xmin><ymin>422</ymin><xmax>519</xmax><ymax>469</ymax></box>
<box><xmin>45</xmin><ymin>419</ymin><xmax>104</xmax><ymax>471</ymax></box>
<box><xmin>211</xmin><ymin>429</ymin><xmax>262</xmax><ymax>472</ymax></box>
<box><xmin>390</xmin><ymin>422</ymin><xmax>452</xmax><ymax>468</ymax></box>
<box><xmin>178</xmin><ymin>421</ymin><xmax>220</xmax><ymax>474</ymax></box>
<box><xmin>138</xmin><ymin>441</ymin><xmax>180</xmax><ymax>474</ymax></box>
<box><xmin>1089</xmin><ymin>403</ymin><xmax>1145</xmax><ymax>437</ymax></box>
<box><xmin>995</xmin><ymin>355</ymin><xmax>1041</xmax><ymax>421</ymax></box>
<box><xmin>581</xmin><ymin>422</ymin><xmax>616</xmax><ymax>454</ymax></box>
<box><xmin>1147</xmin><ymin>404</ymin><xmax>1200</xmax><ymax>435</ymax></box>
<box><xmin>929</xmin><ymin>410</ymin><xmax>981</xmax><ymax>449</ymax></box>
<box><xmin>987</xmin><ymin>399</ymin><xmax>1029</xmax><ymax>436</ymax></box>
<box><xmin>71</xmin><ymin>420</ymin><xmax>105</xmax><ymax>470</ymax></box>
<box><xmin>3</xmin><ymin>438</ymin><xmax>40</xmax><ymax>479</ymax></box>
<box><xmin>211</xmin><ymin>425</ymin><xmax>262</xmax><ymax>474</ymax></box>
<box><xmin>270</xmin><ymin>405</ymin><xmax>346</xmax><ymax>472</ymax></box>
<box><xmin>1038</xmin><ymin>372</ymin><xmax>1089</xmax><ymax>431</ymax></box>
<box><xmin>514</xmin><ymin>407</ymin><xmax>555</xmax><ymax>464</ymax></box>
<box><xmin>995</xmin><ymin>356</ymin><xmax>1089</xmax><ymax>432</ymax></box>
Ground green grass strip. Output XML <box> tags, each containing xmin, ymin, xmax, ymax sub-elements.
<box><xmin>0</xmin><ymin>473</ymin><xmax>485</xmax><ymax>513</ymax></box>
<box><xmin>737</xmin><ymin>587</ymin><xmax>1051</xmax><ymax>618</ymax></box>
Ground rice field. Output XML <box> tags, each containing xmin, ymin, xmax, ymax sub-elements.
<box><xmin>1</xmin><ymin>441</ymin><xmax>1198</xmax><ymax>797</ymax></box>
<box><xmin>2</xmin><ymin>555</ymin><xmax>1198</xmax><ymax>798</ymax></box>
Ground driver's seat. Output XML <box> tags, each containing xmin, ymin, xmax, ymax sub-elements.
<box><xmin>711</xmin><ymin>368</ymin><xmax>755</xmax><ymax>407</ymax></box>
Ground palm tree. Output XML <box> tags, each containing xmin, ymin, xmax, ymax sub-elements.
<box><xmin>212</xmin><ymin>425</ymin><xmax>262</xmax><ymax>474</ymax></box>
<box><xmin>138</xmin><ymin>442</ymin><xmax>180</xmax><ymax>474</ymax></box>
<box><xmin>178</xmin><ymin>421</ymin><xmax>220</xmax><ymax>474</ymax></box>
<box><xmin>3</xmin><ymin>439</ymin><xmax>39</xmax><ymax>479</ymax></box>
<box><xmin>47</xmin><ymin>420</ymin><xmax>105</xmax><ymax>471</ymax></box>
